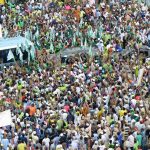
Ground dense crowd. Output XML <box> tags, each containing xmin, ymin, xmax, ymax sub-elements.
<box><xmin>0</xmin><ymin>50</ymin><xmax>150</xmax><ymax>150</ymax></box>
<box><xmin>0</xmin><ymin>0</ymin><xmax>150</xmax><ymax>53</ymax></box>
<box><xmin>0</xmin><ymin>0</ymin><xmax>150</xmax><ymax>150</ymax></box>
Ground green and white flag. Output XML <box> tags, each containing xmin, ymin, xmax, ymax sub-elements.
<box><xmin>99</xmin><ymin>25</ymin><xmax>103</xmax><ymax>38</ymax></box>
<box><xmin>35</xmin><ymin>27</ymin><xmax>39</xmax><ymax>39</ymax></box>
<box><xmin>88</xmin><ymin>45</ymin><xmax>93</xmax><ymax>57</ymax></box>
<box><xmin>79</xmin><ymin>18</ymin><xmax>83</xmax><ymax>28</ymax></box>
<box><xmin>46</xmin><ymin>32</ymin><xmax>49</xmax><ymax>40</ymax></box>
<box><xmin>84</xmin><ymin>38</ymin><xmax>88</xmax><ymax>48</ymax></box>
<box><xmin>18</xmin><ymin>48</ymin><xmax>23</xmax><ymax>62</ymax></box>
<box><xmin>29</xmin><ymin>29</ymin><xmax>32</xmax><ymax>40</ymax></box>
<box><xmin>4</xmin><ymin>28</ymin><xmax>8</xmax><ymax>38</ymax></box>
<box><xmin>88</xmin><ymin>27</ymin><xmax>93</xmax><ymax>38</ymax></box>
<box><xmin>25</xmin><ymin>30</ymin><xmax>30</xmax><ymax>40</ymax></box>
<box><xmin>72</xmin><ymin>34</ymin><xmax>76</xmax><ymax>46</ymax></box>
<box><xmin>30</xmin><ymin>45</ymin><xmax>35</xmax><ymax>59</ymax></box>
<box><xmin>16</xmin><ymin>45</ymin><xmax>23</xmax><ymax>62</ymax></box>
<box><xmin>61</xmin><ymin>31</ymin><xmax>64</xmax><ymax>40</ymax></box>
<box><xmin>7</xmin><ymin>50</ymin><xmax>14</xmax><ymax>61</ymax></box>
<box><xmin>16</xmin><ymin>45</ymin><xmax>20</xmax><ymax>55</ymax></box>
<box><xmin>76</xmin><ymin>28</ymin><xmax>79</xmax><ymax>36</ymax></box>
<box><xmin>50</xmin><ymin>42</ymin><xmax>54</xmax><ymax>53</ymax></box>
<box><xmin>81</xmin><ymin>36</ymin><xmax>83</xmax><ymax>47</ymax></box>
<box><xmin>24</xmin><ymin>40</ymin><xmax>30</xmax><ymax>52</ymax></box>
<box><xmin>36</xmin><ymin>40</ymin><xmax>41</xmax><ymax>47</ymax></box>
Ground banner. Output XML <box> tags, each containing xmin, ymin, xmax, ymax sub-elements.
<box><xmin>0</xmin><ymin>0</ymin><xmax>5</xmax><ymax>5</ymax></box>
<box><xmin>0</xmin><ymin>110</ymin><xmax>12</xmax><ymax>127</ymax></box>
<box><xmin>136</xmin><ymin>68</ymin><xmax>145</xmax><ymax>86</ymax></box>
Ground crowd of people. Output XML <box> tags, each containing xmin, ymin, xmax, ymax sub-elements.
<box><xmin>0</xmin><ymin>0</ymin><xmax>150</xmax><ymax>150</ymax></box>
<box><xmin>0</xmin><ymin>0</ymin><xmax>150</xmax><ymax>53</ymax></box>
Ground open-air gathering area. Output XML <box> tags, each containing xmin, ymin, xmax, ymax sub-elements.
<box><xmin>0</xmin><ymin>0</ymin><xmax>150</xmax><ymax>150</ymax></box>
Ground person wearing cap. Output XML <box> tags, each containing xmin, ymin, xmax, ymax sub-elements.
<box><xmin>32</xmin><ymin>131</ymin><xmax>39</xmax><ymax>145</ymax></box>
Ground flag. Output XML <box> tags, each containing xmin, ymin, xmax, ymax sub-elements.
<box><xmin>25</xmin><ymin>30</ymin><xmax>30</xmax><ymax>40</ymax></box>
<box><xmin>0</xmin><ymin>110</ymin><xmax>12</xmax><ymax>127</ymax></box>
<box><xmin>21</xmin><ymin>40</ymin><xmax>30</xmax><ymax>52</ymax></box>
<box><xmin>7</xmin><ymin>50</ymin><xmax>14</xmax><ymax>61</ymax></box>
<box><xmin>79</xmin><ymin>18</ymin><xmax>83</xmax><ymax>28</ymax></box>
<box><xmin>30</xmin><ymin>45</ymin><xmax>35</xmax><ymax>59</ymax></box>
<box><xmin>72</xmin><ymin>34</ymin><xmax>76</xmax><ymax>46</ymax></box>
<box><xmin>50</xmin><ymin>28</ymin><xmax>55</xmax><ymax>41</ymax></box>
<box><xmin>84</xmin><ymin>38</ymin><xmax>87</xmax><ymax>48</ymax></box>
<box><xmin>89</xmin><ymin>45</ymin><xmax>93</xmax><ymax>57</ymax></box>
<box><xmin>29</xmin><ymin>29</ymin><xmax>32</xmax><ymax>40</ymax></box>
<box><xmin>4</xmin><ymin>28</ymin><xmax>8</xmax><ymax>38</ymax></box>
<box><xmin>19</xmin><ymin>50</ymin><xmax>23</xmax><ymax>62</ymax></box>
<box><xmin>21</xmin><ymin>43</ymin><xmax>25</xmax><ymax>52</ymax></box>
<box><xmin>99</xmin><ymin>25</ymin><xmax>103</xmax><ymax>38</ymax></box>
<box><xmin>136</xmin><ymin>68</ymin><xmax>145</xmax><ymax>86</ymax></box>
<box><xmin>61</xmin><ymin>31</ymin><xmax>64</xmax><ymax>40</ymax></box>
<box><xmin>46</xmin><ymin>32</ymin><xmax>49</xmax><ymax>40</ymax></box>
<box><xmin>35</xmin><ymin>27</ymin><xmax>39</xmax><ymax>39</ymax></box>
<box><xmin>92</xmin><ymin>31</ymin><xmax>96</xmax><ymax>39</ymax></box>
<box><xmin>50</xmin><ymin>42</ymin><xmax>54</xmax><ymax>53</ymax></box>
<box><xmin>76</xmin><ymin>28</ymin><xmax>79</xmax><ymax>36</ymax></box>
<box><xmin>16</xmin><ymin>45</ymin><xmax>23</xmax><ymax>62</ymax></box>
<box><xmin>24</xmin><ymin>40</ymin><xmax>30</xmax><ymax>52</ymax></box>
<box><xmin>88</xmin><ymin>27</ymin><xmax>93</xmax><ymax>38</ymax></box>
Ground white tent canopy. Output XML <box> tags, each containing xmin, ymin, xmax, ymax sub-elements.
<box><xmin>0</xmin><ymin>36</ymin><xmax>33</xmax><ymax>51</ymax></box>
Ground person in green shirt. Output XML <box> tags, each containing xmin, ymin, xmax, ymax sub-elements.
<box><xmin>56</xmin><ymin>119</ymin><xmax>64</xmax><ymax>131</ymax></box>
<box><xmin>133</xmin><ymin>139</ymin><xmax>139</xmax><ymax>150</ymax></box>
<box><xmin>17</xmin><ymin>81</ymin><xmax>23</xmax><ymax>91</ymax></box>
<box><xmin>136</xmin><ymin>132</ymin><xmax>142</xmax><ymax>146</ymax></box>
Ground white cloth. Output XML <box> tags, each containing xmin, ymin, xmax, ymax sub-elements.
<box><xmin>127</xmin><ymin>135</ymin><xmax>134</xmax><ymax>147</ymax></box>
<box><xmin>71</xmin><ymin>140</ymin><xmax>79</xmax><ymax>150</ymax></box>
<box><xmin>42</xmin><ymin>137</ymin><xmax>50</xmax><ymax>148</ymax></box>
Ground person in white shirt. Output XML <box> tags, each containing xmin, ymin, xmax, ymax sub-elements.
<box><xmin>32</xmin><ymin>131</ymin><xmax>39</xmax><ymax>145</ymax></box>
<box><xmin>96</xmin><ymin>39</ymin><xmax>104</xmax><ymax>52</ymax></box>
<box><xmin>61</xmin><ymin>110</ymin><xmax>68</xmax><ymax>121</ymax></box>
<box><xmin>42</xmin><ymin>135</ymin><xmax>50</xmax><ymax>149</ymax></box>
<box><xmin>92</xmin><ymin>141</ymin><xmax>99</xmax><ymax>150</ymax></box>
<box><xmin>126</xmin><ymin>132</ymin><xmax>134</xmax><ymax>149</ymax></box>
<box><xmin>113</xmin><ymin>113</ymin><xmax>118</xmax><ymax>122</ymax></box>
<box><xmin>70</xmin><ymin>138</ymin><xmax>79</xmax><ymax>150</ymax></box>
